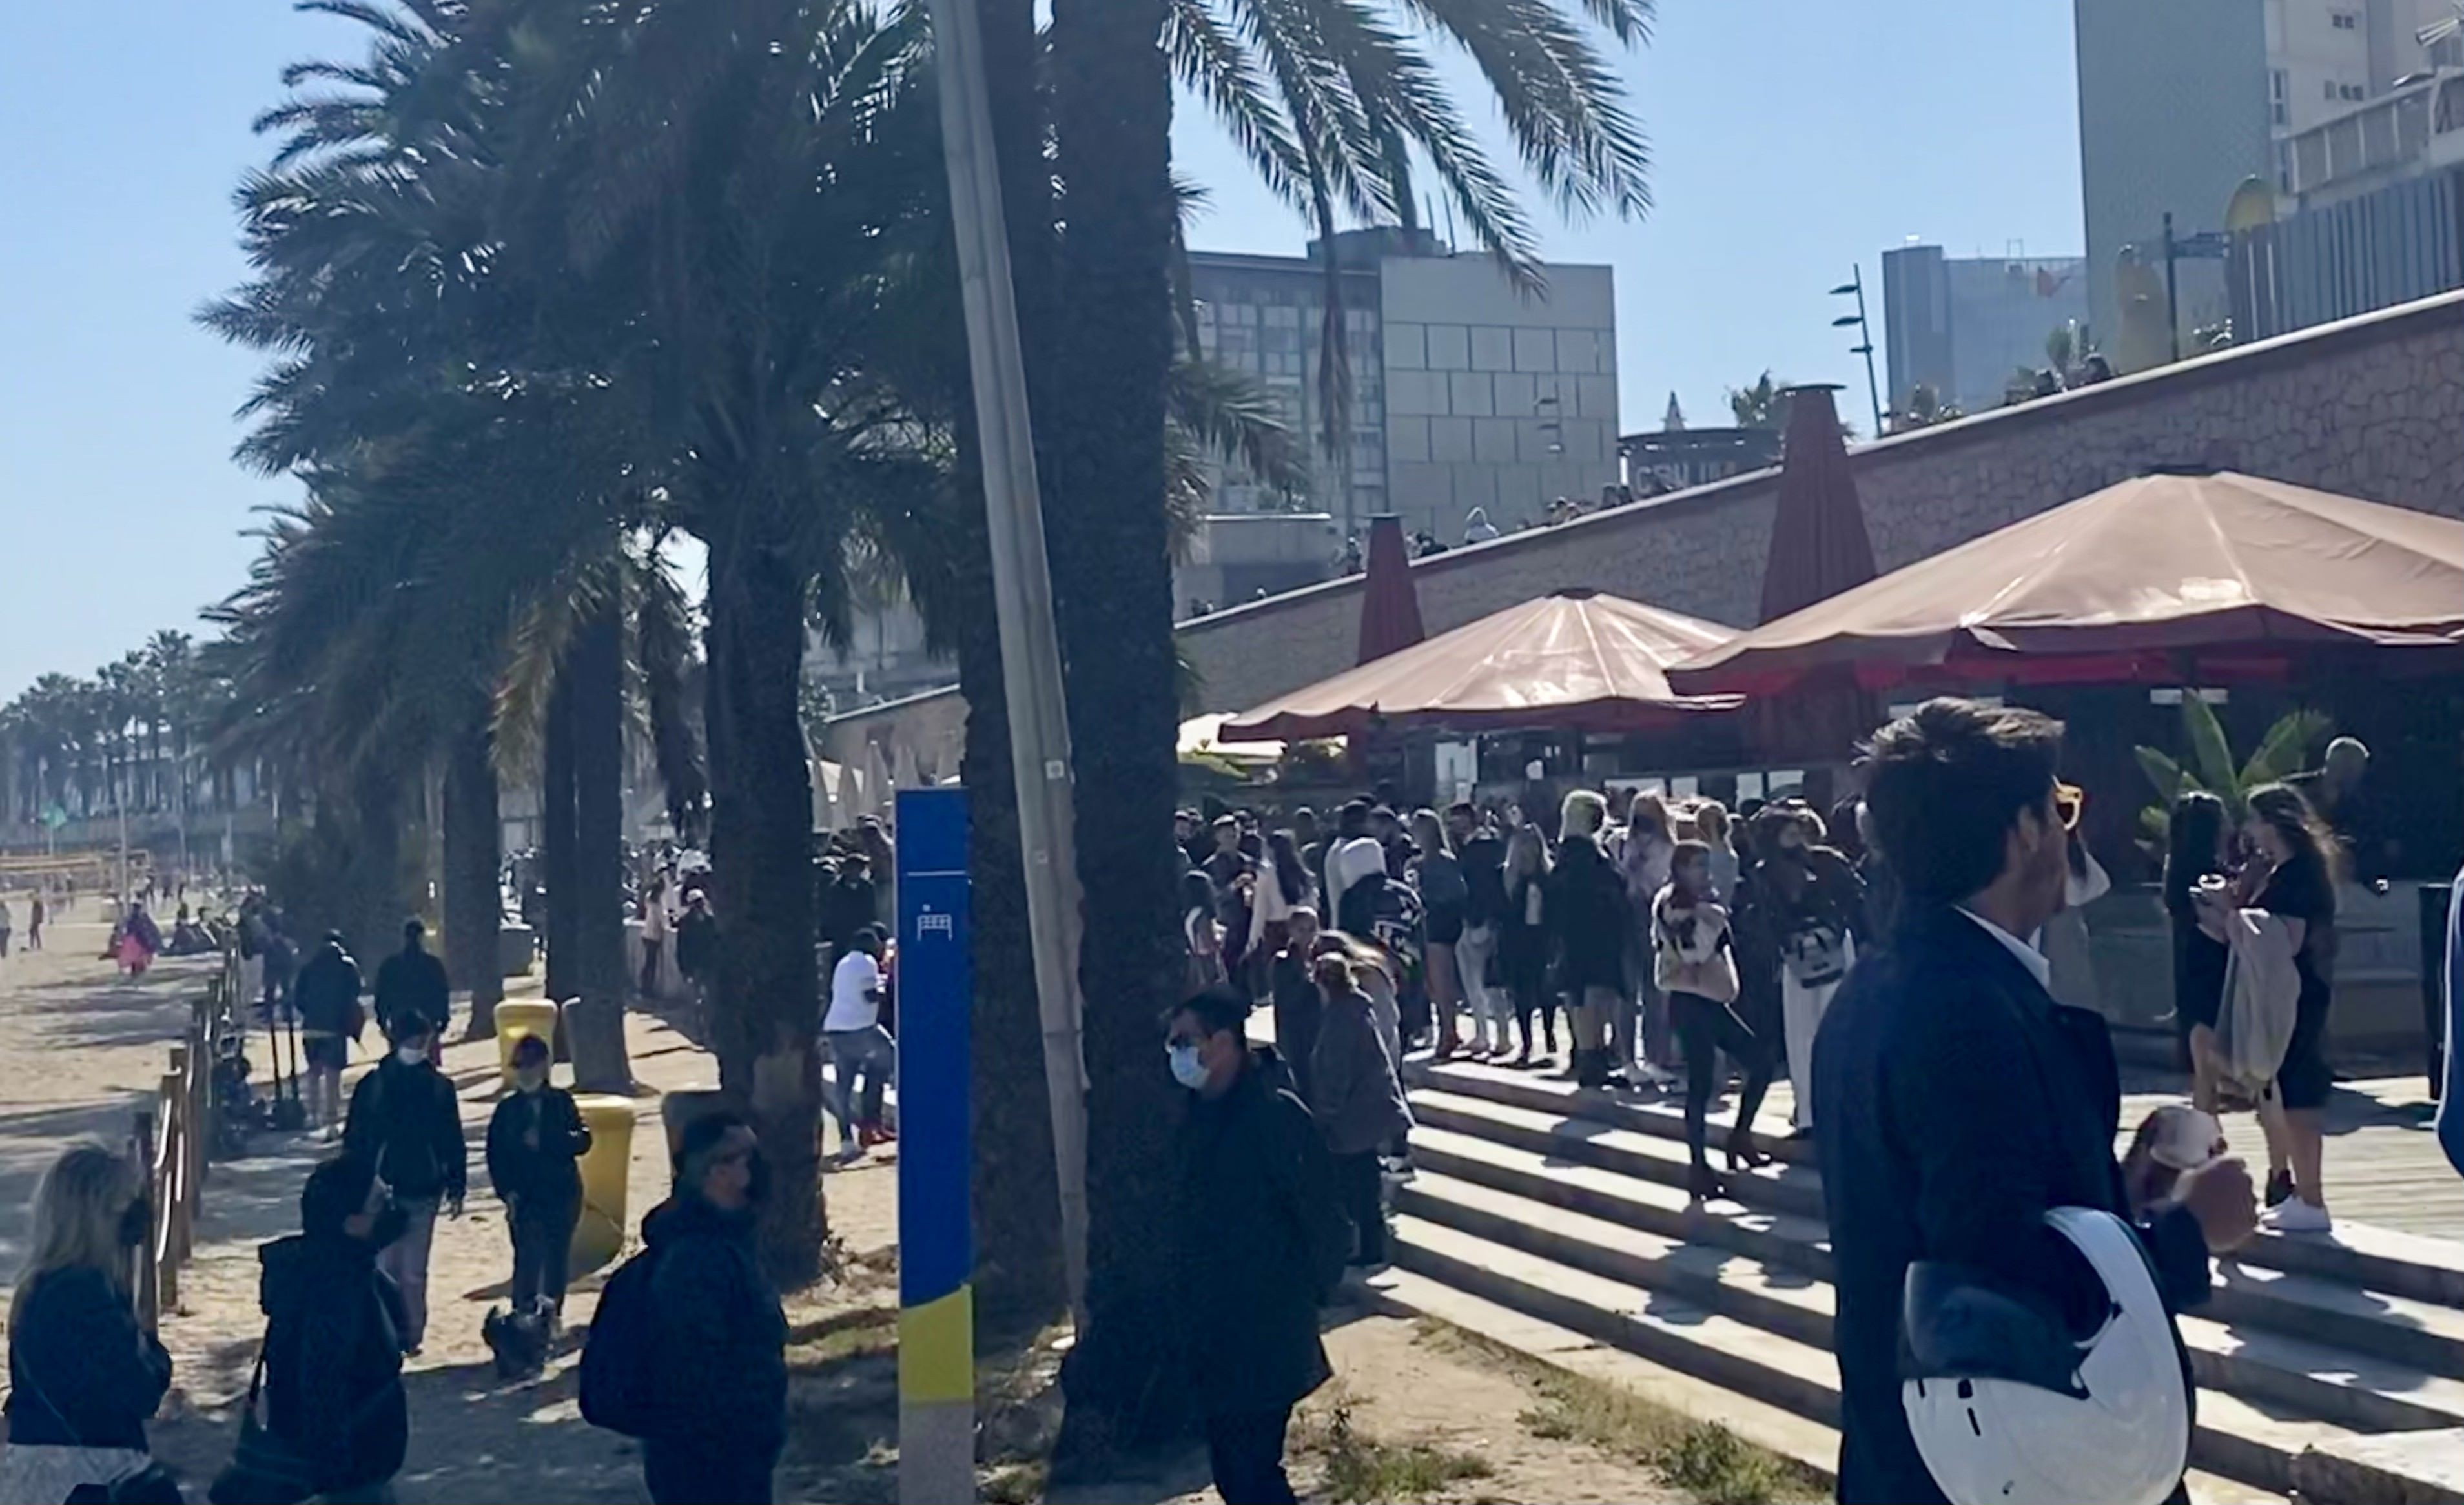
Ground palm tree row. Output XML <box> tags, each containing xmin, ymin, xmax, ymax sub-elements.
<box><xmin>0</xmin><ymin>633</ymin><xmax>241</xmax><ymax>834</ymax></box>
<box><xmin>198</xmin><ymin>0</ymin><xmax>1654</xmax><ymax>1433</ymax></box>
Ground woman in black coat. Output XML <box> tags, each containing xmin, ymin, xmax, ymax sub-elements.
<box><xmin>1</xmin><ymin>1145</ymin><xmax>172</xmax><ymax>1504</ymax></box>
<box><xmin>1545</xmin><ymin>792</ymin><xmax>1628</xmax><ymax>1088</ymax></box>
<box><xmin>258</xmin><ymin>1156</ymin><xmax>411</xmax><ymax>1505</ymax></box>
<box><xmin>1497</xmin><ymin>824</ymin><xmax>1556</xmax><ymax>1066</ymax></box>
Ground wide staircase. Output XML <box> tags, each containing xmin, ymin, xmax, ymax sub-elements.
<box><xmin>1383</xmin><ymin>1058</ymin><xmax>2464</xmax><ymax>1505</ymax></box>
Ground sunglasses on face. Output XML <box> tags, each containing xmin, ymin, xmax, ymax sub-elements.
<box><xmin>2053</xmin><ymin>783</ymin><xmax>2086</xmax><ymax>832</ymax></box>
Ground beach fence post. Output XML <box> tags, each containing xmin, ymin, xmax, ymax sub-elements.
<box><xmin>895</xmin><ymin>787</ymin><xmax>975</xmax><ymax>1505</ymax></box>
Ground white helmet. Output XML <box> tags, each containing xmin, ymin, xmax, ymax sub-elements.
<box><xmin>1901</xmin><ymin>1206</ymin><xmax>2190</xmax><ymax>1505</ymax></box>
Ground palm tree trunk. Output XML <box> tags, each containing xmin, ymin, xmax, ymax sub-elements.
<box><xmin>342</xmin><ymin>763</ymin><xmax>404</xmax><ymax>968</ymax></box>
<box><xmin>444</xmin><ymin>712</ymin><xmax>505</xmax><ymax>1038</ymax></box>
<box><xmin>705</xmin><ymin>529</ymin><xmax>826</xmax><ymax>1284</ymax></box>
<box><xmin>542</xmin><ymin>672</ymin><xmax>580</xmax><ymax>1010</ymax></box>
<box><xmin>568</xmin><ymin>603</ymin><xmax>635</xmax><ymax>1092</ymax></box>
<box><xmin>1043</xmin><ymin>0</ymin><xmax>1189</xmax><ymax>1452</ymax></box>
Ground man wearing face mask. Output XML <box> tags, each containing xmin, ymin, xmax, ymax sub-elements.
<box><xmin>253</xmin><ymin>1156</ymin><xmax>411</xmax><ymax>1504</ymax></box>
<box><xmin>1812</xmin><ymin>700</ymin><xmax>2257</xmax><ymax>1504</ymax></box>
<box><xmin>640</xmin><ymin>1112</ymin><xmax>787</xmax><ymax>1505</ymax></box>
<box><xmin>1165</xmin><ymin>986</ymin><xmax>1350</xmax><ymax>1505</ymax></box>
<box><xmin>486</xmin><ymin>1034</ymin><xmax>593</xmax><ymax>1331</ymax></box>
<box><xmin>342</xmin><ymin>1023</ymin><xmax>467</xmax><ymax>1355</ymax></box>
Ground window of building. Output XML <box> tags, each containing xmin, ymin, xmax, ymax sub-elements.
<box><xmin>2340</xmin><ymin>81</ymin><xmax>2365</xmax><ymax>101</ymax></box>
<box><xmin>2330</xmin><ymin>10</ymin><xmax>2357</xmax><ymax>28</ymax></box>
<box><xmin>2270</xmin><ymin>69</ymin><xmax>2289</xmax><ymax>127</ymax></box>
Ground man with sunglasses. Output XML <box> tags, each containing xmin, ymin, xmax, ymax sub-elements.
<box><xmin>1812</xmin><ymin>699</ymin><xmax>2256</xmax><ymax>1504</ymax></box>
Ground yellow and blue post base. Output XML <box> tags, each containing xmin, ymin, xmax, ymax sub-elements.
<box><xmin>896</xmin><ymin>788</ymin><xmax>976</xmax><ymax>1504</ymax></box>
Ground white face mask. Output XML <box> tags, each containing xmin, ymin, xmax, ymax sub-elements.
<box><xmin>395</xmin><ymin>1044</ymin><xmax>426</xmax><ymax>1066</ymax></box>
<box><xmin>1167</xmin><ymin>1043</ymin><xmax>1211</xmax><ymax>1090</ymax></box>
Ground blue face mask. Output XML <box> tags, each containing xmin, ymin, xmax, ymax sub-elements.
<box><xmin>1167</xmin><ymin>1042</ymin><xmax>1211</xmax><ymax>1090</ymax></box>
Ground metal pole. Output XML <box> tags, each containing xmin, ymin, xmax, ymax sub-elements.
<box><xmin>2163</xmin><ymin>212</ymin><xmax>2181</xmax><ymax>363</ymax></box>
<box><xmin>1851</xmin><ymin>267</ymin><xmax>1884</xmax><ymax>438</ymax></box>
<box><xmin>922</xmin><ymin>0</ymin><xmax>1091</xmax><ymax>1324</ymax></box>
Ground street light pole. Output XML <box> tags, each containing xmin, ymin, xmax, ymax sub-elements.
<box><xmin>2162</xmin><ymin>211</ymin><xmax>2181</xmax><ymax>363</ymax></box>
<box><xmin>1829</xmin><ymin>267</ymin><xmax>1885</xmax><ymax>436</ymax></box>
<box><xmin>923</xmin><ymin>0</ymin><xmax>1090</xmax><ymax>1327</ymax></box>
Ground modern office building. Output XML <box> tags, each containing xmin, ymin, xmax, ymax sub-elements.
<box><xmin>1879</xmin><ymin>246</ymin><xmax>2091</xmax><ymax>414</ymax></box>
<box><xmin>1187</xmin><ymin>230</ymin><xmax>1621</xmax><ymax>545</ymax></box>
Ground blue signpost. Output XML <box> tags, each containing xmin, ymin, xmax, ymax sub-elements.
<box><xmin>894</xmin><ymin>788</ymin><xmax>975</xmax><ymax>1504</ymax></box>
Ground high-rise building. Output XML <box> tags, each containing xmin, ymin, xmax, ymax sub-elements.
<box><xmin>1187</xmin><ymin>230</ymin><xmax>1620</xmax><ymax>544</ymax></box>
<box><xmin>2075</xmin><ymin>0</ymin><xmax>2459</xmax><ymax>362</ymax></box>
<box><xmin>1880</xmin><ymin>246</ymin><xmax>2091</xmax><ymax>415</ymax></box>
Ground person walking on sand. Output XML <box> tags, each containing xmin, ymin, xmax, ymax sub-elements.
<box><xmin>640</xmin><ymin>1112</ymin><xmax>787</xmax><ymax>1505</ymax></box>
<box><xmin>487</xmin><ymin>1034</ymin><xmax>593</xmax><ymax>1329</ymax></box>
<box><xmin>26</xmin><ymin>894</ymin><xmax>44</xmax><ymax>951</ymax></box>
<box><xmin>0</xmin><ymin>899</ymin><xmax>13</xmax><ymax>960</ymax></box>
<box><xmin>117</xmin><ymin>901</ymin><xmax>161</xmax><ymax>978</ymax></box>
<box><xmin>342</xmin><ymin>1021</ymin><xmax>466</xmax><ymax>1355</ymax></box>
<box><xmin>1814</xmin><ymin>699</ymin><xmax>2257</xmax><ymax>1505</ymax></box>
<box><xmin>1166</xmin><ymin>986</ymin><xmax>1350</xmax><ymax>1505</ymax></box>
<box><xmin>371</xmin><ymin>919</ymin><xmax>451</xmax><ymax>1052</ymax></box>
<box><xmin>1</xmin><ymin>1144</ymin><xmax>176</xmax><ymax>1505</ymax></box>
<box><xmin>251</xmin><ymin>1156</ymin><xmax>410</xmax><ymax>1505</ymax></box>
<box><xmin>294</xmin><ymin>932</ymin><xmax>366</xmax><ymax>1135</ymax></box>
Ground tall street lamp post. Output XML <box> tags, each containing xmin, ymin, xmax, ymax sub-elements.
<box><xmin>1829</xmin><ymin>267</ymin><xmax>1885</xmax><ymax>437</ymax></box>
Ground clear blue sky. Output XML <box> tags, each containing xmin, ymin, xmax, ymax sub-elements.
<box><xmin>0</xmin><ymin>0</ymin><xmax>2083</xmax><ymax>699</ymax></box>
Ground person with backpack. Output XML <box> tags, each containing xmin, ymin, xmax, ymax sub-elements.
<box><xmin>371</xmin><ymin>919</ymin><xmax>451</xmax><ymax>1050</ymax></box>
<box><xmin>586</xmin><ymin>1111</ymin><xmax>786</xmax><ymax>1505</ymax></box>
<box><xmin>485</xmin><ymin>1034</ymin><xmax>593</xmax><ymax>1331</ymax></box>
<box><xmin>341</xmin><ymin>1021</ymin><xmax>466</xmax><ymax>1355</ymax></box>
<box><xmin>245</xmin><ymin>1156</ymin><xmax>409</xmax><ymax>1505</ymax></box>
<box><xmin>293</xmin><ymin>932</ymin><xmax>365</xmax><ymax>1136</ymax></box>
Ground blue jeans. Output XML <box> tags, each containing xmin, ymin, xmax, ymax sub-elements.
<box><xmin>825</xmin><ymin>1025</ymin><xmax>895</xmax><ymax>1149</ymax></box>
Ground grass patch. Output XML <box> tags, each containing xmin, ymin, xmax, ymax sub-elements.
<box><xmin>1300</xmin><ymin>1401</ymin><xmax>1495</xmax><ymax>1504</ymax></box>
<box><xmin>1415</xmin><ymin>1321</ymin><xmax>1822</xmax><ymax>1505</ymax></box>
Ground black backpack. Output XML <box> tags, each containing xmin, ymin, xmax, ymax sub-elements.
<box><xmin>578</xmin><ymin>1247</ymin><xmax>661</xmax><ymax>1437</ymax></box>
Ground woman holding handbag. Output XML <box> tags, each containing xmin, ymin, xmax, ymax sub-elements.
<box><xmin>217</xmin><ymin>1157</ymin><xmax>409</xmax><ymax>1505</ymax></box>
<box><xmin>0</xmin><ymin>1143</ymin><xmax>178</xmax><ymax>1504</ymax></box>
<box><xmin>1657</xmin><ymin>841</ymin><xmax>1777</xmax><ymax>1202</ymax></box>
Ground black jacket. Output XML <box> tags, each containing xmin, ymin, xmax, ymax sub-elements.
<box><xmin>1457</xmin><ymin>833</ymin><xmax>1508</xmax><ymax>929</ymax></box>
<box><xmin>1546</xmin><ymin>835</ymin><xmax>1627</xmax><ymax>994</ymax></box>
<box><xmin>819</xmin><ymin>874</ymin><xmax>877</xmax><ymax>953</ymax></box>
<box><xmin>644</xmin><ymin>1193</ymin><xmax>788</xmax><ymax>1459</ymax></box>
<box><xmin>1269</xmin><ymin>950</ymin><xmax>1324</xmax><ymax>1106</ymax></box>
<box><xmin>343</xmin><ymin>1055</ymin><xmax>469</xmax><ymax>1202</ymax></box>
<box><xmin>1308</xmin><ymin>992</ymin><xmax>1412</xmax><ymax>1157</ymax></box>
<box><xmin>259</xmin><ymin>1230</ymin><xmax>409</xmax><ymax>1495</ymax></box>
<box><xmin>674</xmin><ymin>908</ymin><xmax>717</xmax><ymax>980</ymax></box>
<box><xmin>371</xmin><ymin>944</ymin><xmax>450</xmax><ymax>1041</ymax></box>
<box><xmin>486</xmin><ymin>1085</ymin><xmax>593</xmax><ymax>1206</ymax></box>
<box><xmin>1173</xmin><ymin>1046</ymin><xmax>1350</xmax><ymax>1420</ymax></box>
<box><xmin>1812</xmin><ymin>902</ymin><xmax>2211</xmax><ymax>1505</ymax></box>
<box><xmin>3</xmin><ymin>1266</ymin><xmax>171</xmax><ymax>1449</ymax></box>
<box><xmin>294</xmin><ymin>944</ymin><xmax>365</xmax><ymax>1039</ymax></box>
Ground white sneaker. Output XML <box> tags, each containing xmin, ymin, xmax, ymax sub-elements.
<box><xmin>2263</xmin><ymin>1199</ymin><xmax>2332</xmax><ymax>1234</ymax></box>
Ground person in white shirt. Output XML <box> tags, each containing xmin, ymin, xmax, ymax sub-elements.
<box><xmin>1325</xmin><ymin>801</ymin><xmax>1390</xmax><ymax>937</ymax></box>
<box><xmin>639</xmin><ymin>877</ymin><xmax>672</xmax><ymax>998</ymax></box>
<box><xmin>823</xmin><ymin>926</ymin><xmax>897</xmax><ymax>1165</ymax></box>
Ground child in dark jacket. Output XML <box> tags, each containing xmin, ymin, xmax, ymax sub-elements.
<box><xmin>257</xmin><ymin>1156</ymin><xmax>411</xmax><ymax>1504</ymax></box>
<box><xmin>486</xmin><ymin>1034</ymin><xmax>594</xmax><ymax>1325</ymax></box>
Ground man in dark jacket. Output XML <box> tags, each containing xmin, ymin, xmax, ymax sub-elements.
<box><xmin>293</xmin><ymin>932</ymin><xmax>365</xmax><ymax>1134</ymax></box>
<box><xmin>1165</xmin><ymin>987</ymin><xmax>1350</xmax><ymax>1505</ymax></box>
<box><xmin>1812</xmin><ymin>699</ymin><xmax>2257</xmax><ymax>1505</ymax></box>
<box><xmin>260</xmin><ymin>1156</ymin><xmax>409</xmax><ymax>1503</ymax></box>
<box><xmin>640</xmin><ymin>1111</ymin><xmax>788</xmax><ymax>1505</ymax></box>
<box><xmin>371</xmin><ymin>919</ymin><xmax>451</xmax><ymax>1048</ymax></box>
<box><xmin>486</xmin><ymin>1034</ymin><xmax>594</xmax><ymax>1326</ymax></box>
<box><xmin>342</xmin><ymin>1021</ymin><xmax>466</xmax><ymax>1354</ymax></box>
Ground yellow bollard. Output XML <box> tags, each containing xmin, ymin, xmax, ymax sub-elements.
<box><xmin>493</xmin><ymin>1001</ymin><xmax>561</xmax><ymax>1091</ymax></box>
<box><xmin>569</xmin><ymin>1094</ymin><xmax>637</xmax><ymax>1276</ymax></box>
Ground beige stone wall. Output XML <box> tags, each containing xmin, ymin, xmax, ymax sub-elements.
<box><xmin>824</xmin><ymin>291</ymin><xmax>2464</xmax><ymax>753</ymax></box>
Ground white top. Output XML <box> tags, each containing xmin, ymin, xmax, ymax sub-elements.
<box><xmin>825</xmin><ymin>950</ymin><xmax>884</xmax><ymax>1032</ymax></box>
<box><xmin>1957</xmin><ymin>906</ymin><xmax>2052</xmax><ymax>989</ymax></box>
<box><xmin>1327</xmin><ymin>836</ymin><xmax>1388</xmax><ymax>917</ymax></box>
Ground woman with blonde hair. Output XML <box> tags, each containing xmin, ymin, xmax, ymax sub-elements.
<box><xmin>1548</xmin><ymin>790</ymin><xmax>1629</xmax><ymax>1087</ymax></box>
<box><xmin>1315</xmin><ymin>930</ymin><xmax>1401</xmax><ymax>1070</ymax></box>
<box><xmin>1408</xmin><ymin>809</ymin><xmax>1469</xmax><ymax>1060</ymax></box>
<box><xmin>1695</xmin><ymin>801</ymin><xmax>1740</xmax><ymax>901</ymax></box>
<box><xmin>1</xmin><ymin>1143</ymin><xmax>175</xmax><ymax>1503</ymax></box>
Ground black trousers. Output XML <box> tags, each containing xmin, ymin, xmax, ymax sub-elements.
<box><xmin>1333</xmin><ymin>1149</ymin><xmax>1386</xmax><ymax>1265</ymax></box>
<box><xmin>1670</xmin><ymin>990</ymin><xmax>1775</xmax><ymax>1170</ymax></box>
<box><xmin>1206</xmin><ymin>1406</ymin><xmax>1299</xmax><ymax>1505</ymax></box>
<box><xmin>509</xmin><ymin>1194</ymin><xmax>580</xmax><ymax>1313</ymax></box>
<box><xmin>644</xmin><ymin>1441</ymin><xmax>776</xmax><ymax>1505</ymax></box>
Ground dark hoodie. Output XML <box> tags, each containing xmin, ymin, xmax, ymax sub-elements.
<box><xmin>342</xmin><ymin>1053</ymin><xmax>467</xmax><ymax>1203</ymax></box>
<box><xmin>1546</xmin><ymin>832</ymin><xmax>1628</xmax><ymax>994</ymax></box>
<box><xmin>642</xmin><ymin>1194</ymin><xmax>788</xmax><ymax>1460</ymax></box>
<box><xmin>293</xmin><ymin>941</ymin><xmax>364</xmax><ymax>1040</ymax></box>
<box><xmin>258</xmin><ymin>1182</ymin><xmax>409</xmax><ymax>1495</ymax></box>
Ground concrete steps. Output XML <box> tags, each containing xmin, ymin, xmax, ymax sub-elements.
<box><xmin>1393</xmin><ymin>1058</ymin><xmax>2464</xmax><ymax>1504</ymax></box>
